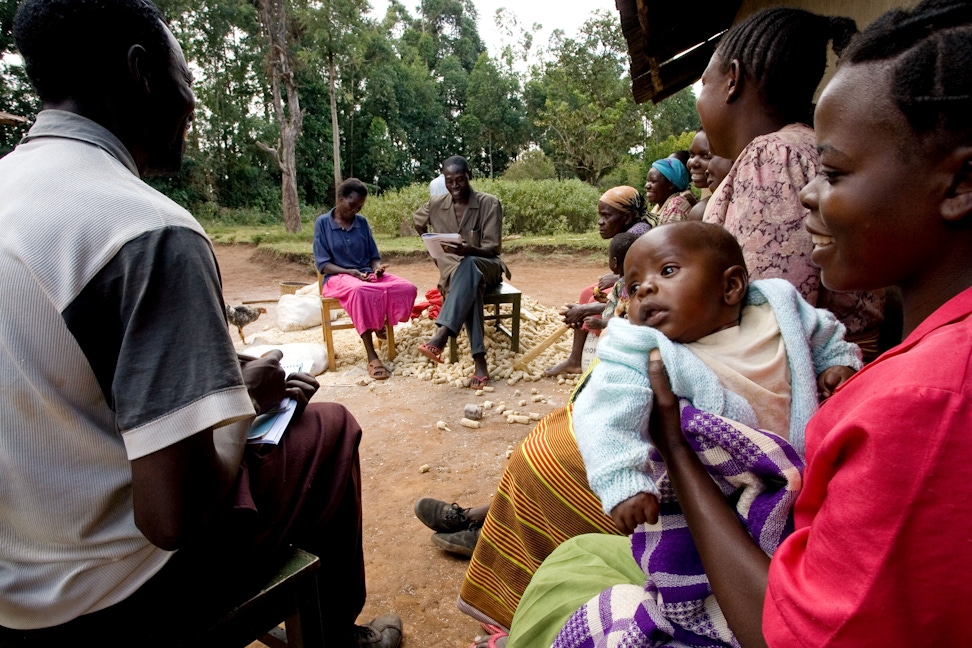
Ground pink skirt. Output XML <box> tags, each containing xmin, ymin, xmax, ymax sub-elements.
<box><xmin>321</xmin><ymin>273</ymin><xmax>418</xmax><ymax>336</ymax></box>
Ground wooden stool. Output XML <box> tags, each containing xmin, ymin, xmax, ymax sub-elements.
<box><xmin>318</xmin><ymin>274</ymin><xmax>396</xmax><ymax>372</ymax></box>
<box><xmin>189</xmin><ymin>546</ymin><xmax>324</xmax><ymax>648</ymax></box>
<box><xmin>448</xmin><ymin>282</ymin><xmax>521</xmax><ymax>363</ymax></box>
<box><xmin>0</xmin><ymin>547</ymin><xmax>325</xmax><ymax>648</ymax></box>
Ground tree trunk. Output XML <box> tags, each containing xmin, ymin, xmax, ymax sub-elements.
<box><xmin>328</xmin><ymin>52</ymin><xmax>343</xmax><ymax>202</ymax></box>
<box><xmin>258</xmin><ymin>0</ymin><xmax>304</xmax><ymax>233</ymax></box>
<box><xmin>488</xmin><ymin>132</ymin><xmax>494</xmax><ymax>178</ymax></box>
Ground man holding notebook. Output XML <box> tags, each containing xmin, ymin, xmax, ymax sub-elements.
<box><xmin>0</xmin><ymin>1</ymin><xmax>401</xmax><ymax>646</ymax></box>
<box><xmin>413</xmin><ymin>155</ymin><xmax>510</xmax><ymax>388</ymax></box>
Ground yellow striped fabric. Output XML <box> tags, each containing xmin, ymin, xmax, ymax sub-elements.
<box><xmin>458</xmin><ymin>403</ymin><xmax>622</xmax><ymax>628</ymax></box>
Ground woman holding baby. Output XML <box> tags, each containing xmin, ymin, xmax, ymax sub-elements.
<box><xmin>511</xmin><ymin>2</ymin><xmax>972</xmax><ymax>646</ymax></box>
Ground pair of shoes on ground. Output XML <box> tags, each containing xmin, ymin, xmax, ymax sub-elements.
<box><xmin>352</xmin><ymin>613</ymin><xmax>402</xmax><ymax>647</ymax></box>
<box><xmin>414</xmin><ymin>497</ymin><xmax>482</xmax><ymax>558</ymax></box>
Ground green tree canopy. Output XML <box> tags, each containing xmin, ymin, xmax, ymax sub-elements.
<box><xmin>533</xmin><ymin>12</ymin><xmax>643</xmax><ymax>186</ymax></box>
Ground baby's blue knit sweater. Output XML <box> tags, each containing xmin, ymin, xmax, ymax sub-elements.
<box><xmin>573</xmin><ymin>278</ymin><xmax>863</xmax><ymax>515</ymax></box>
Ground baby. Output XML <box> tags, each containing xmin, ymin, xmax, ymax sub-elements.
<box><xmin>573</xmin><ymin>221</ymin><xmax>862</xmax><ymax>533</ymax></box>
<box><xmin>586</xmin><ymin>231</ymin><xmax>640</xmax><ymax>331</ymax></box>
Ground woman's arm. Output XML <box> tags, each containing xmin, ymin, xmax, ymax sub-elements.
<box><xmin>561</xmin><ymin>302</ymin><xmax>605</xmax><ymax>328</ymax></box>
<box><xmin>320</xmin><ymin>262</ymin><xmax>370</xmax><ymax>280</ymax></box>
<box><xmin>647</xmin><ymin>350</ymin><xmax>769</xmax><ymax>648</ymax></box>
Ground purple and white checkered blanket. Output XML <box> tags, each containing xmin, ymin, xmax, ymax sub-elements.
<box><xmin>554</xmin><ymin>402</ymin><xmax>804</xmax><ymax>648</ymax></box>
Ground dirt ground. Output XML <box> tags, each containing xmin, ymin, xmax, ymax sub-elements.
<box><xmin>216</xmin><ymin>244</ymin><xmax>606</xmax><ymax>648</ymax></box>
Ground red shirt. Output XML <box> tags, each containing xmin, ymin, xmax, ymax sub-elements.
<box><xmin>765</xmin><ymin>286</ymin><xmax>972</xmax><ymax>644</ymax></box>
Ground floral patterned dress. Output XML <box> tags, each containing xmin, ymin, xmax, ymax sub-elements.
<box><xmin>653</xmin><ymin>191</ymin><xmax>695</xmax><ymax>225</ymax></box>
<box><xmin>704</xmin><ymin>124</ymin><xmax>884</xmax><ymax>350</ymax></box>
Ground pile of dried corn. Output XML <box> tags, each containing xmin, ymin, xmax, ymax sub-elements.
<box><xmin>247</xmin><ymin>295</ymin><xmax>582</xmax><ymax>386</ymax></box>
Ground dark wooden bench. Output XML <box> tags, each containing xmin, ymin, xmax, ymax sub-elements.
<box><xmin>448</xmin><ymin>281</ymin><xmax>521</xmax><ymax>363</ymax></box>
<box><xmin>192</xmin><ymin>546</ymin><xmax>325</xmax><ymax>648</ymax></box>
<box><xmin>0</xmin><ymin>547</ymin><xmax>325</xmax><ymax>648</ymax></box>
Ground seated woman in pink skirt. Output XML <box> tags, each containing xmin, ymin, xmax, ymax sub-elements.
<box><xmin>313</xmin><ymin>178</ymin><xmax>417</xmax><ymax>379</ymax></box>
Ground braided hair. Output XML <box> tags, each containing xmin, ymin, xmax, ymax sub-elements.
<box><xmin>841</xmin><ymin>0</ymin><xmax>972</xmax><ymax>150</ymax></box>
<box><xmin>622</xmin><ymin>191</ymin><xmax>648</xmax><ymax>225</ymax></box>
<box><xmin>717</xmin><ymin>8</ymin><xmax>858</xmax><ymax>125</ymax></box>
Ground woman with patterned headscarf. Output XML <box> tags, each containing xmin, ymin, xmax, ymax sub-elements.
<box><xmin>544</xmin><ymin>186</ymin><xmax>651</xmax><ymax>376</ymax></box>
<box><xmin>646</xmin><ymin>157</ymin><xmax>696</xmax><ymax>224</ymax></box>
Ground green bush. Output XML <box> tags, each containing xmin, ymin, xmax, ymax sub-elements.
<box><xmin>478</xmin><ymin>179</ymin><xmax>602</xmax><ymax>235</ymax></box>
<box><xmin>502</xmin><ymin>150</ymin><xmax>558</xmax><ymax>181</ymax></box>
<box><xmin>362</xmin><ymin>178</ymin><xmax>602</xmax><ymax>236</ymax></box>
<box><xmin>360</xmin><ymin>184</ymin><xmax>432</xmax><ymax>236</ymax></box>
<box><xmin>198</xmin><ymin>205</ymin><xmax>283</xmax><ymax>226</ymax></box>
<box><xmin>599</xmin><ymin>157</ymin><xmax>647</xmax><ymax>192</ymax></box>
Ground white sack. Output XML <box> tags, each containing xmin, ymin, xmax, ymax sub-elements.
<box><xmin>277</xmin><ymin>293</ymin><xmax>322</xmax><ymax>331</ymax></box>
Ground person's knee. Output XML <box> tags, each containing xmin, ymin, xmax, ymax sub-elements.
<box><xmin>295</xmin><ymin>402</ymin><xmax>363</xmax><ymax>449</ymax></box>
<box><xmin>455</xmin><ymin>256</ymin><xmax>482</xmax><ymax>279</ymax></box>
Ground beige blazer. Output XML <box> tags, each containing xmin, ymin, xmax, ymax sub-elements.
<box><xmin>413</xmin><ymin>188</ymin><xmax>510</xmax><ymax>292</ymax></box>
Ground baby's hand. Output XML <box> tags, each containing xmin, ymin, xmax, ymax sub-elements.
<box><xmin>597</xmin><ymin>273</ymin><xmax>619</xmax><ymax>293</ymax></box>
<box><xmin>584</xmin><ymin>316</ymin><xmax>606</xmax><ymax>330</ymax></box>
<box><xmin>610</xmin><ymin>492</ymin><xmax>660</xmax><ymax>535</ymax></box>
<box><xmin>817</xmin><ymin>365</ymin><xmax>856</xmax><ymax>401</ymax></box>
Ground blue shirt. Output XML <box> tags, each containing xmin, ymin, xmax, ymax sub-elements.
<box><xmin>313</xmin><ymin>209</ymin><xmax>381</xmax><ymax>281</ymax></box>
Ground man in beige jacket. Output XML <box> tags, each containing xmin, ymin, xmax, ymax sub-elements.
<box><xmin>413</xmin><ymin>156</ymin><xmax>509</xmax><ymax>387</ymax></box>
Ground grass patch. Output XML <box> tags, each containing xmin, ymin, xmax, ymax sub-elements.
<box><xmin>201</xmin><ymin>220</ymin><xmax>608</xmax><ymax>266</ymax></box>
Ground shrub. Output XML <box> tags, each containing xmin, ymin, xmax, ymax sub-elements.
<box><xmin>360</xmin><ymin>184</ymin><xmax>432</xmax><ymax>236</ymax></box>
<box><xmin>362</xmin><ymin>178</ymin><xmax>602</xmax><ymax>236</ymax></box>
<box><xmin>502</xmin><ymin>150</ymin><xmax>558</xmax><ymax>181</ymax></box>
<box><xmin>475</xmin><ymin>179</ymin><xmax>601</xmax><ymax>235</ymax></box>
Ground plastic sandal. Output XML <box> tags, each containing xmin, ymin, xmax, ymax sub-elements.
<box><xmin>367</xmin><ymin>359</ymin><xmax>390</xmax><ymax>380</ymax></box>
<box><xmin>468</xmin><ymin>624</ymin><xmax>508</xmax><ymax>648</ymax></box>
<box><xmin>469</xmin><ymin>375</ymin><xmax>490</xmax><ymax>389</ymax></box>
<box><xmin>417</xmin><ymin>343</ymin><xmax>444</xmax><ymax>364</ymax></box>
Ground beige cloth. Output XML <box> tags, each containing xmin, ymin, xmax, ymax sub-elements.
<box><xmin>686</xmin><ymin>302</ymin><xmax>792</xmax><ymax>437</ymax></box>
<box><xmin>412</xmin><ymin>188</ymin><xmax>508</xmax><ymax>292</ymax></box>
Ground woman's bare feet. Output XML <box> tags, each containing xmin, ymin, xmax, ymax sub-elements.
<box><xmin>544</xmin><ymin>328</ymin><xmax>588</xmax><ymax>376</ymax></box>
<box><xmin>544</xmin><ymin>358</ymin><xmax>583</xmax><ymax>376</ymax></box>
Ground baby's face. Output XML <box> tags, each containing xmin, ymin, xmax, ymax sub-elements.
<box><xmin>624</xmin><ymin>228</ymin><xmax>733</xmax><ymax>343</ymax></box>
